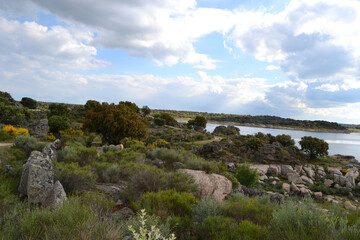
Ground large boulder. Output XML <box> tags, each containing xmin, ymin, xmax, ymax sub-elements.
<box><xmin>28</xmin><ymin>119</ymin><xmax>50</xmax><ymax>136</ymax></box>
<box><xmin>179</xmin><ymin>169</ymin><xmax>232</xmax><ymax>201</ymax></box>
<box><xmin>287</xmin><ymin>173</ymin><xmax>304</xmax><ymax>184</ymax></box>
<box><xmin>303</xmin><ymin>165</ymin><xmax>315</xmax><ymax>179</ymax></box>
<box><xmin>281</xmin><ymin>165</ymin><xmax>295</xmax><ymax>175</ymax></box>
<box><xmin>268</xmin><ymin>164</ymin><xmax>281</xmax><ymax>176</ymax></box>
<box><xmin>43</xmin><ymin>180</ymin><xmax>68</xmax><ymax>209</ymax></box>
<box><xmin>18</xmin><ymin>151</ymin><xmax>54</xmax><ymax>204</ymax></box>
<box><xmin>42</xmin><ymin>139</ymin><xmax>62</xmax><ymax>160</ymax></box>
<box><xmin>249</xmin><ymin>164</ymin><xmax>269</xmax><ymax>176</ymax></box>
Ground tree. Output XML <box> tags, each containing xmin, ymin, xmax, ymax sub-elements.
<box><xmin>48</xmin><ymin>115</ymin><xmax>69</xmax><ymax>133</ymax></box>
<box><xmin>84</xmin><ymin>100</ymin><xmax>100</xmax><ymax>112</ymax></box>
<box><xmin>188</xmin><ymin>116</ymin><xmax>207</xmax><ymax>129</ymax></box>
<box><xmin>48</xmin><ymin>103</ymin><xmax>70</xmax><ymax>117</ymax></box>
<box><xmin>235</xmin><ymin>163</ymin><xmax>259</xmax><ymax>188</ymax></box>
<box><xmin>299</xmin><ymin>136</ymin><xmax>329</xmax><ymax>159</ymax></box>
<box><xmin>20</xmin><ymin>97</ymin><xmax>37</xmax><ymax>109</ymax></box>
<box><xmin>119</xmin><ymin>101</ymin><xmax>140</xmax><ymax>113</ymax></box>
<box><xmin>141</xmin><ymin>105</ymin><xmax>151</xmax><ymax>116</ymax></box>
<box><xmin>83</xmin><ymin>102</ymin><xmax>147</xmax><ymax>144</ymax></box>
<box><xmin>275</xmin><ymin>134</ymin><xmax>295</xmax><ymax>147</ymax></box>
<box><xmin>245</xmin><ymin>136</ymin><xmax>265</xmax><ymax>151</ymax></box>
<box><xmin>154</xmin><ymin>113</ymin><xmax>177</xmax><ymax>126</ymax></box>
<box><xmin>0</xmin><ymin>96</ymin><xmax>30</xmax><ymax>125</ymax></box>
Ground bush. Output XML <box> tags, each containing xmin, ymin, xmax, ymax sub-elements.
<box><xmin>222</xmin><ymin>197</ymin><xmax>274</xmax><ymax>225</ymax></box>
<box><xmin>194</xmin><ymin>198</ymin><xmax>222</xmax><ymax>223</ymax></box>
<box><xmin>235</xmin><ymin>163</ymin><xmax>259</xmax><ymax>188</ymax></box>
<box><xmin>54</xmin><ymin>162</ymin><xmax>96</xmax><ymax>193</ymax></box>
<box><xmin>276</xmin><ymin>134</ymin><xmax>295</xmax><ymax>147</ymax></box>
<box><xmin>48</xmin><ymin>115</ymin><xmax>69</xmax><ymax>134</ymax></box>
<box><xmin>48</xmin><ymin>103</ymin><xmax>70</xmax><ymax>117</ymax></box>
<box><xmin>196</xmin><ymin>216</ymin><xmax>240</xmax><ymax>240</ymax></box>
<box><xmin>0</xmin><ymin>198</ymin><xmax>124</xmax><ymax>240</ymax></box>
<box><xmin>299</xmin><ymin>136</ymin><xmax>329</xmax><ymax>159</ymax></box>
<box><xmin>2</xmin><ymin>125</ymin><xmax>29</xmax><ymax>136</ymax></box>
<box><xmin>13</xmin><ymin>135</ymin><xmax>45</xmax><ymax>155</ymax></box>
<box><xmin>139</xmin><ymin>190</ymin><xmax>198</xmax><ymax>218</ymax></box>
<box><xmin>128</xmin><ymin>209</ymin><xmax>176</xmax><ymax>240</ymax></box>
<box><xmin>237</xmin><ymin>220</ymin><xmax>269</xmax><ymax>240</ymax></box>
<box><xmin>146</xmin><ymin>148</ymin><xmax>185</xmax><ymax>168</ymax></box>
<box><xmin>269</xmin><ymin>199</ymin><xmax>339</xmax><ymax>240</ymax></box>
<box><xmin>0</xmin><ymin>129</ymin><xmax>13</xmax><ymax>141</ymax></box>
<box><xmin>20</xmin><ymin>97</ymin><xmax>37</xmax><ymax>109</ymax></box>
<box><xmin>245</xmin><ymin>136</ymin><xmax>265</xmax><ymax>151</ymax></box>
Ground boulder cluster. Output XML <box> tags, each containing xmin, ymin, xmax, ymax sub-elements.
<box><xmin>18</xmin><ymin>139</ymin><xmax>68</xmax><ymax>209</ymax></box>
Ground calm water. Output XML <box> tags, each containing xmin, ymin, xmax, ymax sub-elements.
<box><xmin>206</xmin><ymin>123</ymin><xmax>360</xmax><ymax>160</ymax></box>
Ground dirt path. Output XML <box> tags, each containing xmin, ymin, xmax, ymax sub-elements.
<box><xmin>0</xmin><ymin>143</ymin><xmax>13</xmax><ymax>147</ymax></box>
<box><xmin>193</xmin><ymin>136</ymin><xmax>223</xmax><ymax>145</ymax></box>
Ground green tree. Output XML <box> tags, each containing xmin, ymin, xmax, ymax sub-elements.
<box><xmin>141</xmin><ymin>105</ymin><xmax>151</xmax><ymax>116</ymax></box>
<box><xmin>275</xmin><ymin>134</ymin><xmax>295</xmax><ymax>147</ymax></box>
<box><xmin>235</xmin><ymin>163</ymin><xmax>259</xmax><ymax>188</ymax></box>
<box><xmin>83</xmin><ymin>102</ymin><xmax>147</xmax><ymax>144</ymax></box>
<box><xmin>299</xmin><ymin>136</ymin><xmax>329</xmax><ymax>159</ymax></box>
<box><xmin>245</xmin><ymin>136</ymin><xmax>265</xmax><ymax>151</ymax></box>
<box><xmin>48</xmin><ymin>115</ymin><xmax>69</xmax><ymax>134</ymax></box>
<box><xmin>0</xmin><ymin>96</ymin><xmax>30</xmax><ymax>125</ymax></box>
<box><xmin>188</xmin><ymin>116</ymin><xmax>207</xmax><ymax>128</ymax></box>
<box><xmin>84</xmin><ymin>100</ymin><xmax>100</xmax><ymax>112</ymax></box>
<box><xmin>119</xmin><ymin>101</ymin><xmax>140</xmax><ymax>113</ymax></box>
<box><xmin>154</xmin><ymin>113</ymin><xmax>177</xmax><ymax>126</ymax></box>
<box><xmin>48</xmin><ymin>103</ymin><xmax>70</xmax><ymax>117</ymax></box>
<box><xmin>20</xmin><ymin>97</ymin><xmax>37</xmax><ymax>109</ymax></box>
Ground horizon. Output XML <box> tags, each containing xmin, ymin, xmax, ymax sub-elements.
<box><xmin>1</xmin><ymin>0</ymin><xmax>360</xmax><ymax>124</ymax></box>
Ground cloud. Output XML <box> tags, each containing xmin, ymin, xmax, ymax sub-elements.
<box><xmin>13</xmin><ymin>0</ymin><xmax>238</xmax><ymax>69</ymax></box>
<box><xmin>0</xmin><ymin>17</ymin><xmax>108</xmax><ymax>71</ymax></box>
<box><xmin>315</xmin><ymin>84</ymin><xmax>340</xmax><ymax>92</ymax></box>
<box><xmin>266</xmin><ymin>65</ymin><xmax>280</xmax><ymax>70</ymax></box>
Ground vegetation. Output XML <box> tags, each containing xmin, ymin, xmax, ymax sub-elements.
<box><xmin>187</xmin><ymin>115</ymin><xmax>207</xmax><ymax>129</ymax></box>
<box><xmin>299</xmin><ymin>136</ymin><xmax>329</xmax><ymax>159</ymax></box>
<box><xmin>235</xmin><ymin>164</ymin><xmax>259</xmax><ymax>188</ymax></box>
<box><xmin>20</xmin><ymin>97</ymin><xmax>37</xmax><ymax>109</ymax></box>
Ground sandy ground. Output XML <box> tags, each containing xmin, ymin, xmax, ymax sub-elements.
<box><xmin>0</xmin><ymin>143</ymin><xmax>13</xmax><ymax>147</ymax></box>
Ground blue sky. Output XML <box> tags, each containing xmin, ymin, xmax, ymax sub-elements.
<box><xmin>1</xmin><ymin>0</ymin><xmax>360</xmax><ymax>123</ymax></box>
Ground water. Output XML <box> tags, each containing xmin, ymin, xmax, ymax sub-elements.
<box><xmin>206</xmin><ymin>123</ymin><xmax>360</xmax><ymax>160</ymax></box>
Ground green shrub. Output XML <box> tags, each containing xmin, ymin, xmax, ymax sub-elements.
<box><xmin>276</xmin><ymin>134</ymin><xmax>295</xmax><ymax>147</ymax></box>
<box><xmin>223</xmin><ymin>172</ymin><xmax>240</xmax><ymax>189</ymax></box>
<box><xmin>237</xmin><ymin>220</ymin><xmax>268</xmax><ymax>240</ymax></box>
<box><xmin>0</xmin><ymin>198</ymin><xmax>124</xmax><ymax>240</ymax></box>
<box><xmin>147</xmin><ymin>148</ymin><xmax>185</xmax><ymax>168</ymax></box>
<box><xmin>235</xmin><ymin>163</ymin><xmax>259</xmax><ymax>188</ymax></box>
<box><xmin>0</xmin><ymin>129</ymin><xmax>13</xmax><ymax>141</ymax></box>
<box><xmin>20</xmin><ymin>97</ymin><xmax>37</xmax><ymax>109</ymax></box>
<box><xmin>222</xmin><ymin>197</ymin><xmax>274</xmax><ymax>226</ymax></box>
<box><xmin>196</xmin><ymin>216</ymin><xmax>240</xmax><ymax>240</ymax></box>
<box><xmin>139</xmin><ymin>190</ymin><xmax>198</xmax><ymax>219</ymax></box>
<box><xmin>245</xmin><ymin>137</ymin><xmax>264</xmax><ymax>151</ymax></box>
<box><xmin>194</xmin><ymin>198</ymin><xmax>222</xmax><ymax>223</ymax></box>
<box><xmin>269</xmin><ymin>199</ymin><xmax>339</xmax><ymax>240</ymax></box>
<box><xmin>54</xmin><ymin>162</ymin><xmax>96</xmax><ymax>193</ymax></box>
<box><xmin>48</xmin><ymin>115</ymin><xmax>69</xmax><ymax>134</ymax></box>
<box><xmin>13</xmin><ymin>135</ymin><xmax>45</xmax><ymax>155</ymax></box>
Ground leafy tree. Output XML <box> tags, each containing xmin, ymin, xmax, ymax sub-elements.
<box><xmin>0</xmin><ymin>96</ymin><xmax>30</xmax><ymax>125</ymax></box>
<box><xmin>299</xmin><ymin>136</ymin><xmax>329</xmax><ymax>159</ymax></box>
<box><xmin>154</xmin><ymin>113</ymin><xmax>177</xmax><ymax>126</ymax></box>
<box><xmin>84</xmin><ymin>100</ymin><xmax>100</xmax><ymax>112</ymax></box>
<box><xmin>188</xmin><ymin>116</ymin><xmax>207</xmax><ymax>128</ymax></box>
<box><xmin>119</xmin><ymin>101</ymin><xmax>140</xmax><ymax>113</ymax></box>
<box><xmin>48</xmin><ymin>103</ymin><xmax>70</xmax><ymax>117</ymax></box>
<box><xmin>83</xmin><ymin>102</ymin><xmax>147</xmax><ymax>144</ymax></box>
<box><xmin>141</xmin><ymin>105</ymin><xmax>151</xmax><ymax>116</ymax></box>
<box><xmin>235</xmin><ymin>163</ymin><xmax>259</xmax><ymax>188</ymax></box>
<box><xmin>275</xmin><ymin>134</ymin><xmax>295</xmax><ymax>147</ymax></box>
<box><xmin>20</xmin><ymin>97</ymin><xmax>37</xmax><ymax>109</ymax></box>
<box><xmin>0</xmin><ymin>91</ymin><xmax>16</xmax><ymax>104</ymax></box>
<box><xmin>48</xmin><ymin>115</ymin><xmax>69</xmax><ymax>134</ymax></box>
<box><xmin>245</xmin><ymin>136</ymin><xmax>265</xmax><ymax>151</ymax></box>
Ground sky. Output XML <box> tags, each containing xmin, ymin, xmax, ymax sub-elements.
<box><xmin>1</xmin><ymin>0</ymin><xmax>360</xmax><ymax>124</ymax></box>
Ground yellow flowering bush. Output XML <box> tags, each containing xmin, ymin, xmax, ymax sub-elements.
<box><xmin>341</xmin><ymin>168</ymin><xmax>348</xmax><ymax>174</ymax></box>
<box><xmin>2</xmin><ymin>125</ymin><xmax>29</xmax><ymax>136</ymax></box>
<box><xmin>59</xmin><ymin>128</ymin><xmax>84</xmax><ymax>138</ymax></box>
<box><xmin>47</xmin><ymin>132</ymin><xmax>56</xmax><ymax>141</ymax></box>
<box><xmin>150</xmin><ymin>139</ymin><xmax>169</xmax><ymax>148</ymax></box>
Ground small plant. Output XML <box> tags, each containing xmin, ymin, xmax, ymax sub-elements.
<box><xmin>128</xmin><ymin>209</ymin><xmax>176</xmax><ymax>240</ymax></box>
<box><xmin>235</xmin><ymin>163</ymin><xmax>259</xmax><ymax>188</ymax></box>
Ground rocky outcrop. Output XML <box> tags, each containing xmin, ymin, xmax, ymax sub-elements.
<box><xmin>19</xmin><ymin>151</ymin><xmax>54</xmax><ymax>204</ymax></box>
<box><xmin>28</xmin><ymin>119</ymin><xmax>50</xmax><ymax>136</ymax></box>
<box><xmin>344</xmin><ymin>201</ymin><xmax>357</xmax><ymax>211</ymax></box>
<box><xmin>42</xmin><ymin>139</ymin><xmax>61</xmax><ymax>160</ymax></box>
<box><xmin>179</xmin><ymin>169</ymin><xmax>232</xmax><ymax>201</ymax></box>
<box><xmin>18</xmin><ymin>140</ymin><xmax>67</xmax><ymax>207</ymax></box>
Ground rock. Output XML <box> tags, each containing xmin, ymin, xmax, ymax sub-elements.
<box><xmin>282</xmin><ymin>183</ymin><xmax>291</xmax><ymax>193</ymax></box>
<box><xmin>238</xmin><ymin>185</ymin><xmax>283</xmax><ymax>203</ymax></box>
<box><xmin>301</xmin><ymin>175</ymin><xmax>314</xmax><ymax>185</ymax></box>
<box><xmin>316</xmin><ymin>166</ymin><xmax>326</xmax><ymax>178</ymax></box>
<box><xmin>43</xmin><ymin>180</ymin><xmax>68</xmax><ymax>209</ymax></box>
<box><xmin>28</xmin><ymin>119</ymin><xmax>50</xmax><ymax>136</ymax></box>
<box><xmin>271</xmin><ymin>181</ymin><xmax>277</xmax><ymax>185</ymax></box>
<box><xmin>324</xmin><ymin>179</ymin><xmax>334</xmax><ymax>187</ymax></box>
<box><xmin>111</xmin><ymin>207</ymin><xmax>135</xmax><ymax>222</ymax></box>
<box><xmin>42</xmin><ymin>139</ymin><xmax>62</xmax><ymax>160</ymax></box>
<box><xmin>259</xmin><ymin>175</ymin><xmax>268</xmax><ymax>181</ymax></box>
<box><xmin>300</xmin><ymin>187</ymin><xmax>311</xmax><ymax>196</ymax></box>
<box><xmin>287</xmin><ymin>173</ymin><xmax>304</xmax><ymax>184</ymax></box>
<box><xmin>334</xmin><ymin>184</ymin><xmax>340</xmax><ymax>189</ymax></box>
<box><xmin>303</xmin><ymin>166</ymin><xmax>315</xmax><ymax>179</ymax></box>
<box><xmin>4</xmin><ymin>165</ymin><xmax>15</xmax><ymax>173</ymax></box>
<box><xmin>358</xmin><ymin>182</ymin><xmax>360</xmax><ymax>187</ymax></box>
<box><xmin>290</xmin><ymin>182</ymin><xmax>300</xmax><ymax>194</ymax></box>
<box><xmin>153</xmin><ymin>160</ymin><xmax>164</xmax><ymax>168</ymax></box>
<box><xmin>116</xmin><ymin>144</ymin><xmax>124</xmax><ymax>150</ymax></box>
<box><xmin>339</xmin><ymin>176</ymin><xmax>347</xmax><ymax>186</ymax></box>
<box><xmin>345</xmin><ymin>167</ymin><xmax>359</xmax><ymax>187</ymax></box>
<box><xmin>173</xmin><ymin>161</ymin><xmax>186</xmax><ymax>169</ymax></box>
<box><xmin>18</xmin><ymin>151</ymin><xmax>54</xmax><ymax>205</ymax></box>
<box><xmin>259</xmin><ymin>144</ymin><xmax>276</xmax><ymax>155</ymax></box>
<box><xmin>344</xmin><ymin>201</ymin><xmax>357</xmax><ymax>211</ymax></box>
<box><xmin>281</xmin><ymin>165</ymin><xmax>295</xmax><ymax>175</ymax></box>
<box><xmin>249</xmin><ymin>164</ymin><xmax>269</xmax><ymax>176</ymax></box>
<box><xmin>294</xmin><ymin>165</ymin><xmax>303</xmax><ymax>174</ymax></box>
<box><xmin>348</xmin><ymin>192</ymin><xmax>354</xmax><ymax>200</ymax></box>
<box><xmin>95</xmin><ymin>183</ymin><xmax>127</xmax><ymax>199</ymax></box>
<box><xmin>314</xmin><ymin>192</ymin><xmax>322</xmax><ymax>200</ymax></box>
<box><xmin>328</xmin><ymin>167</ymin><xmax>342</xmax><ymax>176</ymax></box>
<box><xmin>179</xmin><ymin>169</ymin><xmax>232</xmax><ymax>201</ymax></box>
<box><xmin>268</xmin><ymin>165</ymin><xmax>281</xmax><ymax>176</ymax></box>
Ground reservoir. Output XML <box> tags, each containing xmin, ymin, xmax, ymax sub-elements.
<box><xmin>206</xmin><ymin>123</ymin><xmax>360</xmax><ymax>161</ymax></box>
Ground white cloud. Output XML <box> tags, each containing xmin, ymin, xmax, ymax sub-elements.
<box><xmin>315</xmin><ymin>84</ymin><xmax>340</xmax><ymax>92</ymax></box>
<box><xmin>266</xmin><ymin>65</ymin><xmax>280</xmax><ymax>70</ymax></box>
<box><xmin>0</xmin><ymin>17</ymin><xmax>108</xmax><ymax>71</ymax></box>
